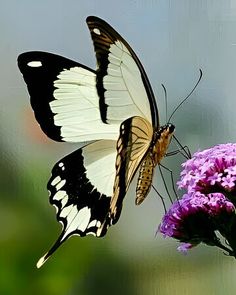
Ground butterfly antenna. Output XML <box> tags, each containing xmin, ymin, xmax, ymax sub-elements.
<box><xmin>161</xmin><ymin>83</ymin><xmax>168</xmax><ymax>123</ymax></box>
<box><xmin>167</xmin><ymin>69</ymin><xmax>202</xmax><ymax>123</ymax></box>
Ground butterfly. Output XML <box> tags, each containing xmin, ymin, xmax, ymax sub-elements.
<box><xmin>18</xmin><ymin>16</ymin><xmax>175</xmax><ymax>268</ymax></box>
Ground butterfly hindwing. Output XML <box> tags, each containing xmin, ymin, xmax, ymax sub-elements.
<box><xmin>37</xmin><ymin>140</ymin><xmax>117</xmax><ymax>267</ymax></box>
<box><xmin>109</xmin><ymin>116</ymin><xmax>153</xmax><ymax>223</ymax></box>
<box><xmin>18</xmin><ymin>52</ymin><xmax>119</xmax><ymax>142</ymax></box>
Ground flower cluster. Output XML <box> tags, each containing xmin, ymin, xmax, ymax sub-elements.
<box><xmin>159</xmin><ymin>143</ymin><xmax>236</xmax><ymax>257</ymax></box>
<box><xmin>178</xmin><ymin>143</ymin><xmax>236</xmax><ymax>196</ymax></box>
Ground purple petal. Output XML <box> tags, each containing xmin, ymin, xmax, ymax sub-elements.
<box><xmin>177</xmin><ymin>243</ymin><xmax>195</xmax><ymax>254</ymax></box>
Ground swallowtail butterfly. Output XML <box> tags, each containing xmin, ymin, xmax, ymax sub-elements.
<box><xmin>18</xmin><ymin>16</ymin><xmax>175</xmax><ymax>268</ymax></box>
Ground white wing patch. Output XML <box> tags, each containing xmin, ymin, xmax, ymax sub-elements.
<box><xmin>51</xmin><ymin>176</ymin><xmax>61</xmax><ymax>186</ymax></box>
<box><xmin>61</xmin><ymin>206</ymin><xmax>91</xmax><ymax>239</ymax></box>
<box><xmin>104</xmin><ymin>40</ymin><xmax>152</xmax><ymax>124</ymax></box>
<box><xmin>27</xmin><ymin>61</ymin><xmax>42</xmax><ymax>67</ymax></box>
<box><xmin>50</xmin><ymin>66</ymin><xmax>120</xmax><ymax>142</ymax></box>
<box><xmin>53</xmin><ymin>190</ymin><xmax>67</xmax><ymax>201</ymax></box>
<box><xmin>88</xmin><ymin>219</ymin><xmax>97</xmax><ymax>228</ymax></box>
<box><xmin>83</xmin><ymin>140</ymin><xmax>117</xmax><ymax>196</ymax></box>
<box><xmin>52</xmin><ymin>190</ymin><xmax>68</xmax><ymax>209</ymax></box>
<box><xmin>93</xmin><ymin>28</ymin><xmax>101</xmax><ymax>35</ymax></box>
<box><xmin>60</xmin><ymin>204</ymin><xmax>73</xmax><ymax>218</ymax></box>
<box><xmin>56</xmin><ymin>179</ymin><xmax>66</xmax><ymax>191</ymax></box>
<box><xmin>58</xmin><ymin>162</ymin><xmax>65</xmax><ymax>170</ymax></box>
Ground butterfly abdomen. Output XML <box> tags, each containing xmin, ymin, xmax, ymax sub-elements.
<box><xmin>135</xmin><ymin>123</ymin><xmax>175</xmax><ymax>205</ymax></box>
<box><xmin>136</xmin><ymin>153</ymin><xmax>154</xmax><ymax>205</ymax></box>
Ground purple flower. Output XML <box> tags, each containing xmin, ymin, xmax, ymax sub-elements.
<box><xmin>208</xmin><ymin>172</ymin><xmax>222</xmax><ymax>185</ymax></box>
<box><xmin>159</xmin><ymin>192</ymin><xmax>235</xmax><ymax>249</ymax></box>
<box><xmin>159</xmin><ymin>144</ymin><xmax>236</xmax><ymax>257</ymax></box>
<box><xmin>178</xmin><ymin>143</ymin><xmax>236</xmax><ymax>195</ymax></box>
<box><xmin>221</xmin><ymin>175</ymin><xmax>236</xmax><ymax>189</ymax></box>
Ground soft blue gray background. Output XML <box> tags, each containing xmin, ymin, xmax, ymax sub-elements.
<box><xmin>1</xmin><ymin>1</ymin><xmax>236</xmax><ymax>294</ymax></box>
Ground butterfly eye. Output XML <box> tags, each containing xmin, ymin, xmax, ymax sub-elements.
<box><xmin>167</xmin><ymin>123</ymin><xmax>175</xmax><ymax>133</ymax></box>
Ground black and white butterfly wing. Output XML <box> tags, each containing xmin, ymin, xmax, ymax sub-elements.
<box><xmin>37</xmin><ymin>140</ymin><xmax>116</xmax><ymax>268</ymax></box>
<box><xmin>18</xmin><ymin>52</ymin><xmax>119</xmax><ymax>142</ymax></box>
<box><xmin>86</xmin><ymin>16</ymin><xmax>159</xmax><ymax>127</ymax></box>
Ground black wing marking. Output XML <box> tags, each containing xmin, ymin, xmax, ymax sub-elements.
<box><xmin>86</xmin><ymin>16</ymin><xmax>159</xmax><ymax>128</ymax></box>
<box><xmin>18</xmin><ymin>52</ymin><xmax>119</xmax><ymax>142</ymax></box>
<box><xmin>37</xmin><ymin>140</ymin><xmax>117</xmax><ymax>268</ymax></box>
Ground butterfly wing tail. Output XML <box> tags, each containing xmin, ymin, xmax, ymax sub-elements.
<box><xmin>36</xmin><ymin>232</ymin><xmax>66</xmax><ymax>268</ymax></box>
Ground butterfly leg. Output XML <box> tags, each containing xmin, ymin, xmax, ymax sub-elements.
<box><xmin>166</xmin><ymin>146</ymin><xmax>190</xmax><ymax>159</ymax></box>
<box><xmin>166</xmin><ymin>144</ymin><xmax>191</xmax><ymax>159</ymax></box>
<box><xmin>159</xmin><ymin>163</ymin><xmax>180</xmax><ymax>202</ymax></box>
<box><xmin>151</xmin><ymin>185</ymin><xmax>167</xmax><ymax>213</ymax></box>
<box><xmin>151</xmin><ymin>164</ymin><xmax>176</xmax><ymax>212</ymax></box>
<box><xmin>172</xmin><ymin>135</ymin><xmax>191</xmax><ymax>159</ymax></box>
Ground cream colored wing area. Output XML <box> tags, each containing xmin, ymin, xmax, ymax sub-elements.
<box><xmin>83</xmin><ymin>140</ymin><xmax>117</xmax><ymax>197</ymax></box>
<box><xmin>110</xmin><ymin>116</ymin><xmax>153</xmax><ymax>219</ymax></box>
<box><xmin>104</xmin><ymin>41</ymin><xmax>152</xmax><ymax>124</ymax></box>
<box><xmin>51</xmin><ymin>66</ymin><xmax>120</xmax><ymax>142</ymax></box>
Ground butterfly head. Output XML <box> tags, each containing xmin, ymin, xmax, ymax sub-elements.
<box><xmin>157</xmin><ymin>123</ymin><xmax>175</xmax><ymax>137</ymax></box>
<box><xmin>158</xmin><ymin>123</ymin><xmax>175</xmax><ymax>148</ymax></box>
<box><xmin>165</xmin><ymin>123</ymin><xmax>175</xmax><ymax>134</ymax></box>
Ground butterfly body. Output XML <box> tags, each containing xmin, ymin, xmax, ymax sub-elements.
<box><xmin>136</xmin><ymin>122</ymin><xmax>175</xmax><ymax>205</ymax></box>
<box><xmin>18</xmin><ymin>16</ymin><xmax>175</xmax><ymax>268</ymax></box>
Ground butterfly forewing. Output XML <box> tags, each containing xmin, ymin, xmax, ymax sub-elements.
<box><xmin>86</xmin><ymin>16</ymin><xmax>159</xmax><ymax>127</ymax></box>
<box><xmin>18</xmin><ymin>52</ymin><xmax>119</xmax><ymax>142</ymax></box>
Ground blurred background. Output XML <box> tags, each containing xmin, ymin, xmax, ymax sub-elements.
<box><xmin>1</xmin><ymin>0</ymin><xmax>236</xmax><ymax>294</ymax></box>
